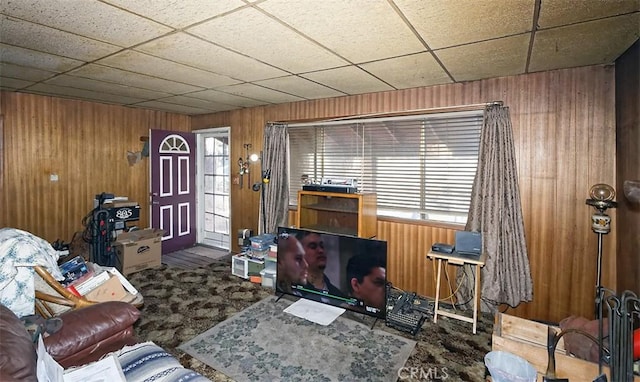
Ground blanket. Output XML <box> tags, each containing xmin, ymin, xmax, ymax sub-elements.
<box><xmin>0</xmin><ymin>228</ymin><xmax>64</xmax><ymax>317</ymax></box>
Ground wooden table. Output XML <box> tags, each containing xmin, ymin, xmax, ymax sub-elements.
<box><xmin>427</xmin><ymin>250</ymin><xmax>487</xmax><ymax>334</ymax></box>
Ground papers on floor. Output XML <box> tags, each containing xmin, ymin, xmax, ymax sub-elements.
<box><xmin>62</xmin><ymin>354</ymin><xmax>125</xmax><ymax>382</ymax></box>
<box><xmin>36</xmin><ymin>335</ymin><xmax>125</xmax><ymax>382</ymax></box>
<box><xmin>283</xmin><ymin>298</ymin><xmax>345</xmax><ymax>326</ymax></box>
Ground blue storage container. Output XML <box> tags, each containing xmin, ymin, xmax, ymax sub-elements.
<box><xmin>249</xmin><ymin>233</ymin><xmax>275</xmax><ymax>251</ymax></box>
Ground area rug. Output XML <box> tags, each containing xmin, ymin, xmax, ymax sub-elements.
<box><xmin>127</xmin><ymin>261</ymin><xmax>494</xmax><ymax>382</ymax></box>
<box><xmin>179</xmin><ymin>295</ymin><xmax>416</xmax><ymax>382</ymax></box>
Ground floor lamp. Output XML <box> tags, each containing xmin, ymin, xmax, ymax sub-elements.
<box><xmin>251</xmin><ymin>151</ymin><xmax>270</xmax><ymax>234</ymax></box>
<box><xmin>585</xmin><ymin>183</ymin><xmax>617</xmax><ymax>374</ymax></box>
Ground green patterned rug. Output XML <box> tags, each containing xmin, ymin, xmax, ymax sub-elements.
<box><xmin>179</xmin><ymin>295</ymin><xmax>416</xmax><ymax>382</ymax></box>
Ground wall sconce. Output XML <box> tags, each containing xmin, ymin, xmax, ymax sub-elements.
<box><xmin>238</xmin><ymin>144</ymin><xmax>259</xmax><ymax>188</ymax></box>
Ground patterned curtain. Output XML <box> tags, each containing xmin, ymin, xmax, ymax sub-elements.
<box><xmin>259</xmin><ymin>123</ymin><xmax>289</xmax><ymax>234</ymax></box>
<box><xmin>457</xmin><ymin>105</ymin><xmax>533</xmax><ymax>312</ymax></box>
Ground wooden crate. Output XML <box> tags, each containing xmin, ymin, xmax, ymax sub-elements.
<box><xmin>492</xmin><ymin>313</ymin><xmax>640</xmax><ymax>382</ymax></box>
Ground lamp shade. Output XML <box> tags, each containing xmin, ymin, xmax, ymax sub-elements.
<box><xmin>589</xmin><ymin>183</ymin><xmax>615</xmax><ymax>202</ymax></box>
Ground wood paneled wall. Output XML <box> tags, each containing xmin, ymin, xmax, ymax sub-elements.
<box><xmin>615</xmin><ymin>40</ymin><xmax>640</xmax><ymax>295</ymax></box>
<box><xmin>204</xmin><ymin>65</ymin><xmax>618</xmax><ymax>323</ymax></box>
<box><xmin>0</xmin><ymin>92</ymin><xmax>190</xmax><ymax>242</ymax></box>
<box><xmin>1</xmin><ymin>64</ymin><xmax>620</xmax><ymax>323</ymax></box>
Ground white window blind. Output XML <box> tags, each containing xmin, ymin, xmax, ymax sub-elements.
<box><xmin>288</xmin><ymin>110</ymin><xmax>483</xmax><ymax>224</ymax></box>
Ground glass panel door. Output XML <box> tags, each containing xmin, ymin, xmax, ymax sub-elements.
<box><xmin>197</xmin><ymin>129</ymin><xmax>230</xmax><ymax>249</ymax></box>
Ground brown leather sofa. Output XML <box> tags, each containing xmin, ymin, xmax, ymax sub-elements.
<box><xmin>0</xmin><ymin>301</ymin><xmax>140</xmax><ymax>381</ymax></box>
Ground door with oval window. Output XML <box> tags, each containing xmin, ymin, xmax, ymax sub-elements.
<box><xmin>150</xmin><ymin>129</ymin><xmax>196</xmax><ymax>253</ymax></box>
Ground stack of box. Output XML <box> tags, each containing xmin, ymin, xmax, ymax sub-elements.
<box><xmin>231</xmin><ymin>233</ymin><xmax>275</xmax><ymax>282</ymax></box>
<box><xmin>58</xmin><ymin>256</ymin><xmax>139</xmax><ymax>302</ymax></box>
<box><xmin>260</xmin><ymin>243</ymin><xmax>277</xmax><ymax>288</ymax></box>
<box><xmin>231</xmin><ymin>253</ymin><xmax>264</xmax><ymax>280</ymax></box>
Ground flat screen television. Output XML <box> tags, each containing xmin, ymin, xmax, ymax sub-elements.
<box><xmin>275</xmin><ymin>226</ymin><xmax>387</xmax><ymax>319</ymax></box>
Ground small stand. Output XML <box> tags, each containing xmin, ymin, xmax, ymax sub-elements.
<box><xmin>427</xmin><ymin>250</ymin><xmax>487</xmax><ymax>334</ymax></box>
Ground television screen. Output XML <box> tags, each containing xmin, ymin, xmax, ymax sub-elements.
<box><xmin>275</xmin><ymin>227</ymin><xmax>387</xmax><ymax>319</ymax></box>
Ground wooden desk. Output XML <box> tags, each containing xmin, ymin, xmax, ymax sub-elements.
<box><xmin>427</xmin><ymin>250</ymin><xmax>487</xmax><ymax>334</ymax></box>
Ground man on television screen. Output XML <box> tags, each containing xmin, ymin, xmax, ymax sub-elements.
<box><xmin>346</xmin><ymin>252</ymin><xmax>387</xmax><ymax>312</ymax></box>
<box><xmin>296</xmin><ymin>231</ymin><xmax>346</xmax><ymax>303</ymax></box>
<box><xmin>276</xmin><ymin>234</ymin><xmax>308</xmax><ymax>296</ymax></box>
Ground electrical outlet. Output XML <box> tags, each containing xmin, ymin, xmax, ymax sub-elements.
<box><xmin>50</xmin><ymin>173</ymin><xmax>59</xmax><ymax>182</ymax></box>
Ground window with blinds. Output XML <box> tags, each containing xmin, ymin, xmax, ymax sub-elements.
<box><xmin>288</xmin><ymin>110</ymin><xmax>484</xmax><ymax>224</ymax></box>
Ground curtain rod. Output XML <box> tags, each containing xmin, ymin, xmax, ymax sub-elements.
<box><xmin>270</xmin><ymin>101</ymin><xmax>503</xmax><ymax>125</ymax></box>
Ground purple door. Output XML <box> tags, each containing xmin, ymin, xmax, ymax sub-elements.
<box><xmin>150</xmin><ymin>129</ymin><xmax>196</xmax><ymax>253</ymax></box>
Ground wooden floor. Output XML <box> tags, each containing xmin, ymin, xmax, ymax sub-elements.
<box><xmin>162</xmin><ymin>245</ymin><xmax>230</xmax><ymax>269</ymax></box>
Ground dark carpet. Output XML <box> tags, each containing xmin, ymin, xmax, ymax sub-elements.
<box><xmin>127</xmin><ymin>259</ymin><xmax>493</xmax><ymax>382</ymax></box>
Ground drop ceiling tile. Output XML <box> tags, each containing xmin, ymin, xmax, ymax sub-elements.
<box><xmin>0</xmin><ymin>43</ymin><xmax>84</xmax><ymax>72</ymax></box>
<box><xmin>135</xmin><ymin>32</ymin><xmax>287</xmax><ymax>81</ymax></box>
<box><xmin>102</xmin><ymin>0</ymin><xmax>246</xmax><ymax>29</ymax></box>
<box><xmin>132</xmin><ymin>100</ymin><xmax>216</xmax><ymax>115</ymax></box>
<box><xmin>26</xmin><ymin>83</ymin><xmax>146</xmax><ymax>104</ymax></box>
<box><xmin>0</xmin><ymin>62</ymin><xmax>56</xmax><ymax>82</ymax></box>
<box><xmin>1</xmin><ymin>16</ymin><xmax>121</xmax><ymax>61</ymax></box>
<box><xmin>529</xmin><ymin>13</ymin><xmax>640</xmax><ymax>72</ymax></box>
<box><xmin>0</xmin><ymin>76</ymin><xmax>34</xmax><ymax>89</ymax></box>
<box><xmin>1</xmin><ymin>0</ymin><xmax>171</xmax><ymax>47</ymax></box>
<box><xmin>538</xmin><ymin>0</ymin><xmax>640</xmax><ymax>29</ymax></box>
<box><xmin>258</xmin><ymin>0</ymin><xmax>425</xmax><ymax>63</ymax></box>
<box><xmin>359</xmin><ymin>52</ymin><xmax>452</xmax><ymax>89</ymax></box>
<box><xmin>188</xmin><ymin>7</ymin><xmax>348</xmax><ymax>73</ymax></box>
<box><xmin>186</xmin><ymin>89</ymin><xmax>267</xmax><ymax>107</ymax></box>
<box><xmin>213</xmin><ymin>83</ymin><xmax>305</xmax><ymax>104</ymax></box>
<box><xmin>96</xmin><ymin>50</ymin><xmax>241</xmax><ymax>88</ymax></box>
<box><xmin>254</xmin><ymin>75</ymin><xmax>344</xmax><ymax>99</ymax></box>
<box><xmin>68</xmin><ymin>64</ymin><xmax>203</xmax><ymax>94</ymax></box>
<box><xmin>436</xmin><ymin>34</ymin><xmax>530</xmax><ymax>82</ymax></box>
<box><xmin>44</xmin><ymin>74</ymin><xmax>172</xmax><ymax>100</ymax></box>
<box><xmin>394</xmin><ymin>0</ymin><xmax>534</xmax><ymax>49</ymax></box>
<box><xmin>154</xmin><ymin>95</ymin><xmax>236</xmax><ymax>111</ymax></box>
<box><xmin>301</xmin><ymin>66</ymin><xmax>394</xmax><ymax>94</ymax></box>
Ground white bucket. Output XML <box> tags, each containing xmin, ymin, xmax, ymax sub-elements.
<box><xmin>484</xmin><ymin>350</ymin><xmax>537</xmax><ymax>382</ymax></box>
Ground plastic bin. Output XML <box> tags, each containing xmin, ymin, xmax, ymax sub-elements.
<box><xmin>484</xmin><ymin>351</ymin><xmax>536</xmax><ymax>382</ymax></box>
<box><xmin>250</xmin><ymin>234</ymin><xmax>275</xmax><ymax>251</ymax></box>
<box><xmin>264</xmin><ymin>255</ymin><xmax>277</xmax><ymax>271</ymax></box>
<box><xmin>260</xmin><ymin>268</ymin><xmax>276</xmax><ymax>289</ymax></box>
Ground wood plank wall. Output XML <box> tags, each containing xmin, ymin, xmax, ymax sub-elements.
<box><xmin>197</xmin><ymin>65</ymin><xmax>618</xmax><ymax>323</ymax></box>
<box><xmin>615</xmin><ymin>41</ymin><xmax>640</xmax><ymax>295</ymax></box>
<box><xmin>1</xmin><ymin>64</ymin><xmax>619</xmax><ymax>322</ymax></box>
<box><xmin>0</xmin><ymin>93</ymin><xmax>190</xmax><ymax>242</ymax></box>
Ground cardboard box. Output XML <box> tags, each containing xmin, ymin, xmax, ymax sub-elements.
<box><xmin>114</xmin><ymin>228</ymin><xmax>164</xmax><ymax>275</ymax></box>
<box><xmin>84</xmin><ymin>275</ymin><xmax>128</xmax><ymax>303</ymax></box>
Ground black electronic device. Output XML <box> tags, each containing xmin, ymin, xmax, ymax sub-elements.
<box><xmin>411</xmin><ymin>296</ymin><xmax>435</xmax><ymax>316</ymax></box>
<box><xmin>454</xmin><ymin>230</ymin><xmax>482</xmax><ymax>258</ymax></box>
<box><xmin>302</xmin><ymin>184</ymin><xmax>357</xmax><ymax>194</ymax></box>
<box><xmin>431</xmin><ymin>243</ymin><xmax>454</xmax><ymax>254</ymax></box>
<box><xmin>276</xmin><ymin>227</ymin><xmax>387</xmax><ymax>319</ymax></box>
<box><xmin>384</xmin><ymin>287</ymin><xmax>426</xmax><ymax>336</ymax></box>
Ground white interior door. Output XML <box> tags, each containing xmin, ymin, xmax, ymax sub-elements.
<box><xmin>196</xmin><ymin>128</ymin><xmax>230</xmax><ymax>249</ymax></box>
